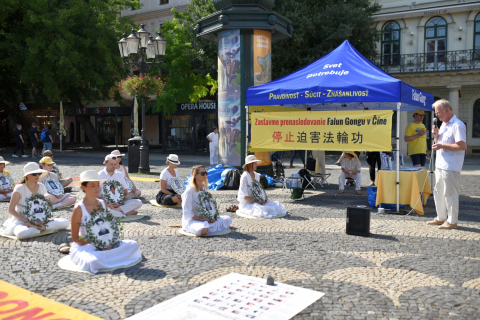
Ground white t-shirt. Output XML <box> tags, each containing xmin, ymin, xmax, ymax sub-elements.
<box><xmin>160</xmin><ymin>168</ymin><xmax>180</xmax><ymax>190</ymax></box>
<box><xmin>98</xmin><ymin>168</ymin><xmax>128</xmax><ymax>197</ymax></box>
<box><xmin>12</xmin><ymin>183</ymin><xmax>48</xmax><ymax>215</ymax></box>
<box><xmin>207</xmin><ymin>132</ymin><xmax>219</xmax><ymax>146</ymax></box>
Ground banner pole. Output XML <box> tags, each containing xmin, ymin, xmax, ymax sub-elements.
<box><xmin>396</xmin><ymin>102</ymin><xmax>401</xmax><ymax>212</ymax></box>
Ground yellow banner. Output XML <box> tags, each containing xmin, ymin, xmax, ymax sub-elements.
<box><xmin>0</xmin><ymin>280</ymin><xmax>101</xmax><ymax>320</ymax></box>
<box><xmin>251</xmin><ymin>110</ymin><xmax>393</xmax><ymax>151</ymax></box>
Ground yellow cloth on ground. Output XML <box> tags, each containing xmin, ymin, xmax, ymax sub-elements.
<box><xmin>405</xmin><ymin>122</ymin><xmax>427</xmax><ymax>155</ymax></box>
<box><xmin>0</xmin><ymin>279</ymin><xmax>101</xmax><ymax>319</ymax></box>
<box><xmin>375</xmin><ymin>169</ymin><xmax>431</xmax><ymax>215</ymax></box>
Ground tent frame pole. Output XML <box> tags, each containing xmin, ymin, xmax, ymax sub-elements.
<box><xmin>396</xmin><ymin>102</ymin><xmax>401</xmax><ymax>212</ymax></box>
<box><xmin>245</xmin><ymin>105</ymin><xmax>249</xmax><ymax>156</ymax></box>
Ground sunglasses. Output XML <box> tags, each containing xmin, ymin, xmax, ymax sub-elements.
<box><xmin>110</xmin><ymin>156</ymin><xmax>117</xmax><ymax>160</ymax></box>
<box><xmin>30</xmin><ymin>173</ymin><xmax>41</xmax><ymax>176</ymax></box>
<box><xmin>197</xmin><ymin>172</ymin><xmax>207</xmax><ymax>176</ymax></box>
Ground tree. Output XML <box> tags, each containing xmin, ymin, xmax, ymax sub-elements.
<box><xmin>271</xmin><ymin>0</ymin><xmax>381</xmax><ymax>79</ymax></box>
<box><xmin>0</xmin><ymin>0</ymin><xmax>137</xmax><ymax>147</ymax></box>
<box><xmin>152</xmin><ymin>8</ymin><xmax>217</xmax><ymax>114</ymax></box>
<box><xmin>179</xmin><ymin>0</ymin><xmax>380</xmax><ymax>80</ymax></box>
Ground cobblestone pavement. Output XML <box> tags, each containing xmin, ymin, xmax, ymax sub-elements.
<box><xmin>1</xmin><ymin>150</ymin><xmax>479</xmax><ymax>319</ymax></box>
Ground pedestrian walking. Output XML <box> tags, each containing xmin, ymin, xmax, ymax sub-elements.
<box><xmin>207</xmin><ymin>127</ymin><xmax>219</xmax><ymax>165</ymax></box>
<box><xmin>427</xmin><ymin>99</ymin><xmax>467</xmax><ymax>229</ymax></box>
<box><xmin>12</xmin><ymin>124</ymin><xmax>28</xmax><ymax>158</ymax></box>
<box><xmin>41</xmin><ymin>125</ymin><xmax>53</xmax><ymax>154</ymax></box>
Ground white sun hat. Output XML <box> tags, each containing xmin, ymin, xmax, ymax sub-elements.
<box><xmin>167</xmin><ymin>154</ymin><xmax>180</xmax><ymax>165</ymax></box>
<box><xmin>21</xmin><ymin>162</ymin><xmax>47</xmax><ymax>182</ymax></box>
<box><xmin>111</xmin><ymin>150</ymin><xmax>126</xmax><ymax>157</ymax></box>
<box><xmin>72</xmin><ymin>170</ymin><xmax>107</xmax><ymax>188</ymax></box>
<box><xmin>243</xmin><ymin>155</ymin><xmax>262</xmax><ymax>169</ymax></box>
<box><xmin>0</xmin><ymin>156</ymin><xmax>10</xmax><ymax>165</ymax></box>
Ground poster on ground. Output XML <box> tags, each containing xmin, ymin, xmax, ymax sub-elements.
<box><xmin>125</xmin><ymin>273</ymin><xmax>324</xmax><ymax>320</ymax></box>
<box><xmin>251</xmin><ymin>110</ymin><xmax>393</xmax><ymax>151</ymax></box>
<box><xmin>218</xmin><ymin>29</ymin><xmax>241</xmax><ymax>166</ymax></box>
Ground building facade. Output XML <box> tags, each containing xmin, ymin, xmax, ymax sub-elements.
<box><xmin>371</xmin><ymin>0</ymin><xmax>480</xmax><ymax>155</ymax></box>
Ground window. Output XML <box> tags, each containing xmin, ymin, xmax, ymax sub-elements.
<box><xmin>425</xmin><ymin>17</ymin><xmax>447</xmax><ymax>64</ymax></box>
<box><xmin>381</xmin><ymin>21</ymin><xmax>401</xmax><ymax>66</ymax></box>
<box><xmin>473</xmin><ymin>99</ymin><xmax>480</xmax><ymax>138</ymax></box>
<box><xmin>160</xmin><ymin>0</ymin><xmax>169</xmax><ymax>4</ymax></box>
<box><xmin>475</xmin><ymin>13</ymin><xmax>480</xmax><ymax>60</ymax></box>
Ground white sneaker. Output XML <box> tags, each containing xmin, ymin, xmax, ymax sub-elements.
<box><xmin>12</xmin><ymin>154</ymin><xmax>18</xmax><ymax>157</ymax></box>
<box><xmin>22</xmin><ymin>155</ymin><xmax>29</xmax><ymax>157</ymax></box>
<box><xmin>369</xmin><ymin>181</ymin><xmax>375</xmax><ymax>186</ymax></box>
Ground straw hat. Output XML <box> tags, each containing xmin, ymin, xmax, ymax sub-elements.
<box><xmin>72</xmin><ymin>170</ymin><xmax>107</xmax><ymax>188</ymax></box>
<box><xmin>414</xmin><ymin>109</ymin><xmax>426</xmax><ymax>115</ymax></box>
<box><xmin>167</xmin><ymin>154</ymin><xmax>180</xmax><ymax>165</ymax></box>
<box><xmin>21</xmin><ymin>162</ymin><xmax>47</xmax><ymax>182</ymax></box>
<box><xmin>39</xmin><ymin>157</ymin><xmax>55</xmax><ymax>165</ymax></box>
<box><xmin>345</xmin><ymin>151</ymin><xmax>359</xmax><ymax>162</ymax></box>
<box><xmin>0</xmin><ymin>156</ymin><xmax>10</xmax><ymax>165</ymax></box>
<box><xmin>111</xmin><ymin>150</ymin><xmax>125</xmax><ymax>157</ymax></box>
<box><xmin>242</xmin><ymin>155</ymin><xmax>262</xmax><ymax>169</ymax></box>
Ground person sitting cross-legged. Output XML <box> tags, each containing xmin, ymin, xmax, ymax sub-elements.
<box><xmin>182</xmin><ymin>165</ymin><xmax>232</xmax><ymax>236</ymax></box>
<box><xmin>339</xmin><ymin>151</ymin><xmax>362</xmax><ymax>195</ymax></box>
<box><xmin>98</xmin><ymin>155</ymin><xmax>142</xmax><ymax>217</ymax></box>
<box><xmin>39</xmin><ymin>157</ymin><xmax>77</xmax><ymax>209</ymax></box>
<box><xmin>237</xmin><ymin>155</ymin><xmax>286</xmax><ymax>218</ymax></box>
<box><xmin>110</xmin><ymin>150</ymin><xmax>141</xmax><ymax>199</ymax></box>
<box><xmin>69</xmin><ymin>170</ymin><xmax>142</xmax><ymax>274</ymax></box>
<box><xmin>3</xmin><ymin>162</ymin><xmax>69</xmax><ymax>239</ymax></box>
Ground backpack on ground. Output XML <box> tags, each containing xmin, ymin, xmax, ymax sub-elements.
<box><xmin>40</xmin><ymin>130</ymin><xmax>47</xmax><ymax>141</ymax></box>
<box><xmin>298</xmin><ymin>168</ymin><xmax>312</xmax><ymax>189</ymax></box>
<box><xmin>223</xmin><ymin>169</ymin><xmax>241</xmax><ymax>190</ymax></box>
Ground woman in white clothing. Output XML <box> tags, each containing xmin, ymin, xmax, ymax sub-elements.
<box><xmin>39</xmin><ymin>157</ymin><xmax>77</xmax><ymax>209</ymax></box>
<box><xmin>3</xmin><ymin>162</ymin><xmax>69</xmax><ymax>239</ymax></box>
<box><xmin>69</xmin><ymin>170</ymin><xmax>142</xmax><ymax>274</ymax></box>
<box><xmin>237</xmin><ymin>155</ymin><xmax>286</xmax><ymax>218</ymax></box>
<box><xmin>0</xmin><ymin>156</ymin><xmax>13</xmax><ymax>201</ymax></box>
<box><xmin>111</xmin><ymin>150</ymin><xmax>141</xmax><ymax>199</ymax></box>
<box><xmin>156</xmin><ymin>154</ymin><xmax>182</xmax><ymax>205</ymax></box>
<box><xmin>182</xmin><ymin>165</ymin><xmax>232</xmax><ymax>236</ymax></box>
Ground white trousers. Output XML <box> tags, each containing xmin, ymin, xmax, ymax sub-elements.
<box><xmin>126</xmin><ymin>188</ymin><xmax>142</xmax><ymax>200</ymax></box>
<box><xmin>339</xmin><ymin>172</ymin><xmax>361</xmax><ymax>191</ymax></box>
<box><xmin>110</xmin><ymin>199</ymin><xmax>142</xmax><ymax>217</ymax></box>
<box><xmin>434</xmin><ymin>168</ymin><xmax>460</xmax><ymax>224</ymax></box>
<box><xmin>12</xmin><ymin>219</ymin><xmax>69</xmax><ymax>240</ymax></box>
<box><xmin>210</xmin><ymin>143</ymin><xmax>218</xmax><ymax>165</ymax></box>
<box><xmin>0</xmin><ymin>192</ymin><xmax>13</xmax><ymax>201</ymax></box>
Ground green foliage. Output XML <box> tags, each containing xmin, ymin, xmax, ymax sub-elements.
<box><xmin>179</xmin><ymin>0</ymin><xmax>380</xmax><ymax>81</ymax></box>
<box><xmin>0</xmin><ymin>0</ymin><xmax>137</xmax><ymax>107</ymax></box>
<box><xmin>153</xmin><ymin>8</ymin><xmax>217</xmax><ymax>114</ymax></box>
<box><xmin>271</xmin><ymin>0</ymin><xmax>381</xmax><ymax>79</ymax></box>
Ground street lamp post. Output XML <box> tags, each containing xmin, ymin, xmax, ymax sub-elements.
<box><xmin>118</xmin><ymin>24</ymin><xmax>167</xmax><ymax>173</ymax></box>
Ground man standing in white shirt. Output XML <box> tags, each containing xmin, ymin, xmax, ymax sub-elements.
<box><xmin>428</xmin><ymin>99</ymin><xmax>467</xmax><ymax>229</ymax></box>
<box><xmin>98</xmin><ymin>155</ymin><xmax>142</xmax><ymax>217</ymax></box>
<box><xmin>207</xmin><ymin>127</ymin><xmax>219</xmax><ymax>165</ymax></box>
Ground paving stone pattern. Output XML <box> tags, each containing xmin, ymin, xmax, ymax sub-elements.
<box><xmin>1</xmin><ymin>151</ymin><xmax>479</xmax><ymax>319</ymax></box>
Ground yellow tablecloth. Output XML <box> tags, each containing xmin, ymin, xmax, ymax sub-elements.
<box><xmin>375</xmin><ymin>169</ymin><xmax>432</xmax><ymax>215</ymax></box>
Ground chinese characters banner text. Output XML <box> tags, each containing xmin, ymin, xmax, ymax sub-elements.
<box><xmin>251</xmin><ymin>111</ymin><xmax>393</xmax><ymax>151</ymax></box>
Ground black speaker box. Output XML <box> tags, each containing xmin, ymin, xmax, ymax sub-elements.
<box><xmin>346</xmin><ymin>206</ymin><xmax>370</xmax><ymax>237</ymax></box>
